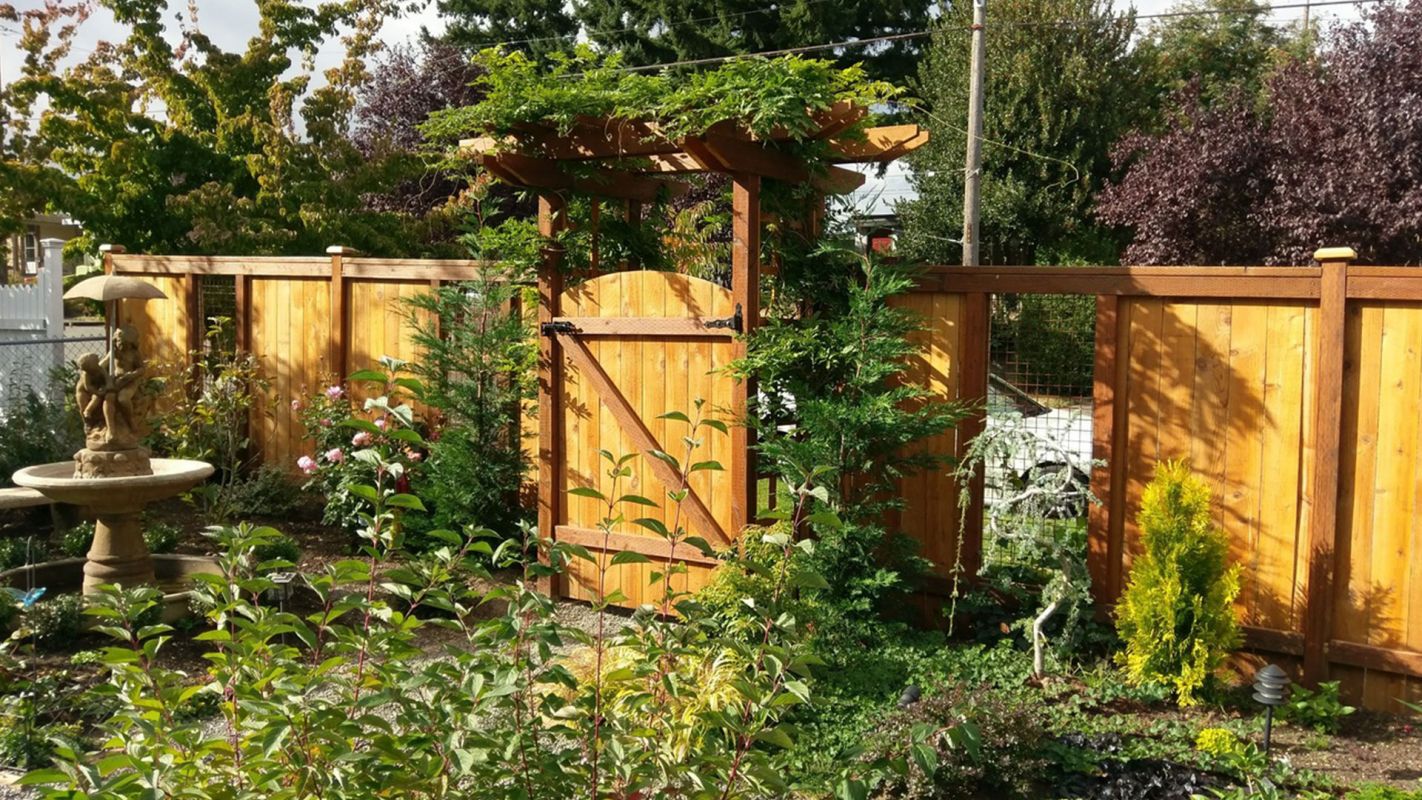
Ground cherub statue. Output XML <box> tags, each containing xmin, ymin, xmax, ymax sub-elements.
<box><xmin>75</xmin><ymin>352</ymin><xmax>108</xmax><ymax>432</ymax></box>
<box><xmin>99</xmin><ymin>325</ymin><xmax>145</xmax><ymax>448</ymax></box>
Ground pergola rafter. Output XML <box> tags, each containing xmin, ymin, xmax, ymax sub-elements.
<box><xmin>458</xmin><ymin>101</ymin><xmax>929</xmax><ymax>201</ymax></box>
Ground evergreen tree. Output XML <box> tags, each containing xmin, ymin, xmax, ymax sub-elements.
<box><xmin>897</xmin><ymin>0</ymin><xmax>1151</xmax><ymax>266</ymax></box>
<box><xmin>436</xmin><ymin>0</ymin><xmax>578</xmax><ymax>61</ymax></box>
<box><xmin>575</xmin><ymin>0</ymin><xmax>933</xmax><ymax>84</ymax></box>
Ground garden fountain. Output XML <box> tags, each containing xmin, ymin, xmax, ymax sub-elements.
<box><xmin>7</xmin><ymin>276</ymin><xmax>218</xmax><ymax>614</ymax></box>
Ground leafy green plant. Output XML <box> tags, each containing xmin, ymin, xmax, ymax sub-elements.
<box><xmin>1196</xmin><ymin>727</ymin><xmax>1247</xmax><ymax>760</ymax></box>
<box><xmin>1115</xmin><ymin>460</ymin><xmax>1242</xmax><ymax>706</ymax></box>
<box><xmin>222</xmin><ymin>464</ymin><xmax>305</xmax><ymax>519</ymax></box>
<box><xmin>145</xmin><ymin>319</ymin><xmax>271</xmax><ymax>520</ymax></box>
<box><xmin>850</xmin><ymin>685</ymin><xmax>1042</xmax><ymax>799</ymax></box>
<box><xmin>0</xmin><ymin>371</ymin><xmax>83</xmax><ymax>489</ymax></box>
<box><xmin>21</xmin><ymin>407</ymin><xmax>826</xmax><ymax>798</ymax></box>
<box><xmin>733</xmin><ymin>249</ymin><xmax>969</xmax><ymax>632</ymax></box>
<box><xmin>0</xmin><ymin>537</ymin><xmax>49</xmax><ymax>570</ymax></box>
<box><xmin>142</xmin><ymin>522</ymin><xmax>180</xmax><ymax>555</ymax></box>
<box><xmin>404</xmin><ymin>272</ymin><xmax>535</xmax><ymax>539</ymax></box>
<box><xmin>1278</xmin><ymin>681</ymin><xmax>1355</xmax><ymax>733</ymax></box>
<box><xmin>22</xmin><ymin>593</ymin><xmax>83</xmax><ymax>651</ymax></box>
<box><xmin>1344</xmin><ymin>784</ymin><xmax>1422</xmax><ymax>800</ymax></box>
<box><xmin>56</xmin><ymin>522</ymin><xmax>94</xmax><ymax>559</ymax></box>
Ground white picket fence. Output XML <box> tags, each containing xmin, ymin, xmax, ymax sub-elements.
<box><xmin>0</xmin><ymin>239</ymin><xmax>68</xmax><ymax>405</ymax></box>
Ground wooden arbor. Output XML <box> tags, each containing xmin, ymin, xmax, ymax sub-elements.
<box><xmin>461</xmin><ymin>106</ymin><xmax>928</xmax><ymax>604</ymax></box>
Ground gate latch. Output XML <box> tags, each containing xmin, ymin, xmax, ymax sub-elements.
<box><xmin>705</xmin><ymin>304</ymin><xmax>743</xmax><ymax>334</ymax></box>
<box><xmin>540</xmin><ymin>320</ymin><xmax>577</xmax><ymax>337</ymax></box>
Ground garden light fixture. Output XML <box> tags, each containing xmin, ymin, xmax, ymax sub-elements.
<box><xmin>1252</xmin><ymin>664</ymin><xmax>1289</xmax><ymax>755</ymax></box>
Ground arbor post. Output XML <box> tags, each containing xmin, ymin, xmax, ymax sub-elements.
<box><xmin>731</xmin><ymin>174</ymin><xmax>761</xmax><ymax>533</ymax></box>
<box><xmin>536</xmin><ymin>195</ymin><xmax>567</xmax><ymax>597</ymax></box>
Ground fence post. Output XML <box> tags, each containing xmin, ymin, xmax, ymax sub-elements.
<box><xmin>958</xmin><ymin>292</ymin><xmax>989</xmax><ymax>577</ymax></box>
<box><xmin>1303</xmin><ymin>246</ymin><xmax>1355</xmax><ymax>686</ymax></box>
<box><xmin>40</xmin><ymin>239</ymin><xmax>65</xmax><ymax>385</ymax></box>
<box><xmin>99</xmin><ymin>243</ymin><xmax>124</xmax><ymax>275</ymax></box>
<box><xmin>1087</xmin><ymin>294</ymin><xmax>1121</xmax><ymax>612</ymax></box>
<box><xmin>327</xmin><ymin>246</ymin><xmax>354</xmax><ymax>380</ymax></box>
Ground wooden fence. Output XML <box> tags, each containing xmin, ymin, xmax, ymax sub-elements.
<box><xmin>105</xmin><ymin>243</ymin><xmax>1422</xmax><ymax>712</ymax></box>
<box><xmin>899</xmin><ymin>250</ymin><xmax>1422</xmax><ymax>712</ymax></box>
<box><xmin>101</xmin><ymin>245</ymin><xmax>516</xmax><ymax>474</ymax></box>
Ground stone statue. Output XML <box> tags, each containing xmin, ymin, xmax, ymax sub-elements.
<box><xmin>73</xmin><ymin>325</ymin><xmax>152</xmax><ymax>478</ymax></box>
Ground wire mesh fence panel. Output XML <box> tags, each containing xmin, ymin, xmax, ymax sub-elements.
<box><xmin>199</xmin><ymin>276</ymin><xmax>237</xmax><ymax>354</ymax></box>
<box><xmin>981</xmin><ymin>293</ymin><xmax>1096</xmax><ymax>571</ymax></box>
<box><xmin>0</xmin><ymin>335</ymin><xmax>108</xmax><ymax>411</ymax></box>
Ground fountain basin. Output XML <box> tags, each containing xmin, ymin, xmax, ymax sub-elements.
<box><xmin>12</xmin><ymin>459</ymin><xmax>214</xmax><ymax>512</ymax></box>
<box><xmin>12</xmin><ymin>458</ymin><xmax>215</xmax><ymax>594</ymax></box>
<box><xmin>0</xmin><ymin>555</ymin><xmax>223</xmax><ymax>623</ymax></box>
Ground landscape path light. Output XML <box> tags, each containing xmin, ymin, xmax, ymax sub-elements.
<box><xmin>1252</xmin><ymin>663</ymin><xmax>1289</xmax><ymax>755</ymax></box>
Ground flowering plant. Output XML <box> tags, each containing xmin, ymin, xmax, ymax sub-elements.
<box><xmin>295</xmin><ymin>357</ymin><xmax>427</xmax><ymax>535</ymax></box>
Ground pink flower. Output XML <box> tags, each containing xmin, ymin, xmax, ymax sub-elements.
<box><xmin>404</xmin><ymin>448</ymin><xmax>423</xmax><ymax>463</ymax></box>
<box><xmin>291</xmin><ymin>398</ymin><xmax>303</xmax><ymax>412</ymax></box>
<box><xmin>297</xmin><ymin>455</ymin><xmax>318</xmax><ymax>475</ymax></box>
<box><xmin>324</xmin><ymin>448</ymin><xmax>344</xmax><ymax>464</ymax></box>
<box><xmin>374</xmin><ymin>417</ymin><xmax>387</xmax><ymax>430</ymax></box>
<box><xmin>320</xmin><ymin>418</ymin><xmax>333</xmax><ymax>428</ymax></box>
<box><xmin>352</xmin><ymin>431</ymin><xmax>373</xmax><ymax>447</ymax></box>
<box><xmin>325</xmin><ymin>385</ymin><xmax>344</xmax><ymax>401</ymax></box>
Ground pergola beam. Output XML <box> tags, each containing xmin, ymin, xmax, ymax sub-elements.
<box><xmin>481</xmin><ymin>153</ymin><xmax>688</xmax><ymax>203</ymax></box>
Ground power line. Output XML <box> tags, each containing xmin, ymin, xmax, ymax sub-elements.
<box><xmin>606</xmin><ymin>0</ymin><xmax>1381</xmax><ymax>73</ymax></box>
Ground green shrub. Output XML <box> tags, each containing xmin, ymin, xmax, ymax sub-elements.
<box><xmin>57</xmin><ymin>521</ymin><xmax>95</xmax><ymax>558</ymax></box>
<box><xmin>24</xmin><ymin>593</ymin><xmax>84</xmax><ymax>650</ymax></box>
<box><xmin>0</xmin><ymin>376</ymin><xmax>83</xmax><ymax>490</ymax></box>
<box><xmin>859</xmin><ymin>684</ymin><xmax>1047</xmax><ymax>799</ymax></box>
<box><xmin>58</xmin><ymin>521</ymin><xmax>177</xmax><ymax>557</ymax></box>
<box><xmin>222</xmin><ymin>465</ymin><xmax>304</xmax><ymax>519</ymax></box>
<box><xmin>0</xmin><ymin>704</ymin><xmax>78</xmax><ymax>769</ymax></box>
<box><xmin>252</xmin><ymin>533</ymin><xmax>300</xmax><ymax>567</ymax></box>
<box><xmin>1115</xmin><ymin>460</ymin><xmax>1242</xmax><ymax>706</ymax></box>
<box><xmin>1278</xmin><ymin>681</ymin><xmax>1355</xmax><ymax>733</ymax></box>
<box><xmin>0</xmin><ymin>537</ymin><xmax>49</xmax><ymax>569</ymax></box>
<box><xmin>1195</xmin><ymin>727</ymin><xmax>1245</xmax><ymax>759</ymax></box>
<box><xmin>143</xmin><ymin>522</ymin><xmax>180</xmax><ymax>555</ymax></box>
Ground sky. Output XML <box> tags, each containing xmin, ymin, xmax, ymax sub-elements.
<box><xmin>0</xmin><ymin>0</ymin><xmax>1370</xmax><ymax>220</ymax></box>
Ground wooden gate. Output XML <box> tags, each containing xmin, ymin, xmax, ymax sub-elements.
<box><xmin>545</xmin><ymin>270</ymin><xmax>748</xmax><ymax>606</ymax></box>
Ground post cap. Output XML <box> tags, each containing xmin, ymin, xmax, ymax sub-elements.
<box><xmin>326</xmin><ymin>245</ymin><xmax>359</xmax><ymax>255</ymax></box>
<box><xmin>98</xmin><ymin>244</ymin><xmax>126</xmax><ymax>254</ymax></box>
<box><xmin>1313</xmin><ymin>246</ymin><xmax>1357</xmax><ymax>263</ymax></box>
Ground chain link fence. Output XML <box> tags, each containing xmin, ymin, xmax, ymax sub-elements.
<box><xmin>0</xmin><ymin>335</ymin><xmax>108</xmax><ymax>408</ymax></box>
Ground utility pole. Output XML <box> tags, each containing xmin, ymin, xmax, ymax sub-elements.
<box><xmin>962</xmin><ymin>0</ymin><xmax>986</xmax><ymax>266</ymax></box>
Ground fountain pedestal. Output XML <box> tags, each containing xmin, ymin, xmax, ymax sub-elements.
<box><xmin>83</xmin><ymin>511</ymin><xmax>155</xmax><ymax>593</ymax></box>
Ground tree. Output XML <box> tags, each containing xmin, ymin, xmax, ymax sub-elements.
<box><xmin>1099</xmin><ymin>0</ymin><xmax>1422</xmax><ymax>265</ymax></box>
<box><xmin>0</xmin><ymin>0</ymin><xmax>456</xmax><ymax>257</ymax></box>
<box><xmin>436</xmin><ymin>0</ymin><xmax>578</xmax><ymax>61</ymax></box>
<box><xmin>896</xmin><ymin>0</ymin><xmax>1152</xmax><ymax>266</ymax></box>
<box><xmin>354</xmin><ymin>42</ymin><xmax>485</xmax><ymax>221</ymax></box>
<box><xmin>1135</xmin><ymin>0</ymin><xmax>1301</xmax><ymax>110</ymax></box>
<box><xmin>575</xmin><ymin>0</ymin><xmax>933</xmax><ymax>85</ymax></box>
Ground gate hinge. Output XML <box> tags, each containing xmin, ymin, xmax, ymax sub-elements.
<box><xmin>705</xmin><ymin>304</ymin><xmax>743</xmax><ymax>334</ymax></box>
<box><xmin>540</xmin><ymin>320</ymin><xmax>577</xmax><ymax>337</ymax></box>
